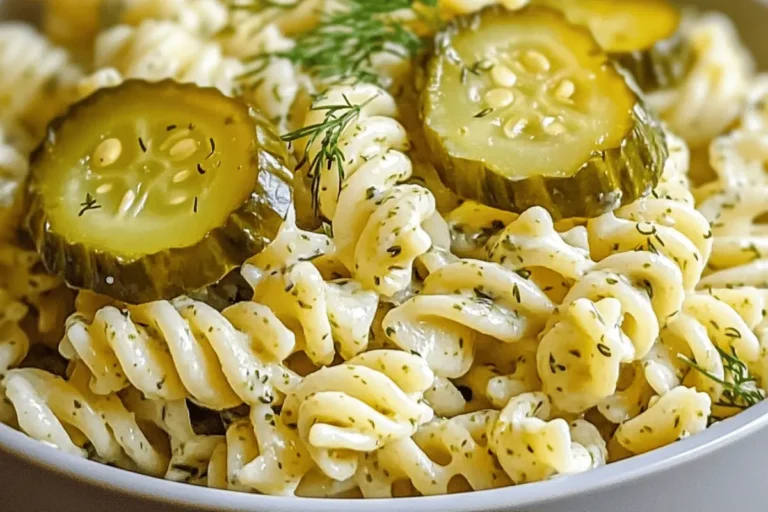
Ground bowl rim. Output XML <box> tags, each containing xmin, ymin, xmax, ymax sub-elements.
<box><xmin>2</xmin><ymin>400</ymin><xmax>768</xmax><ymax>511</ymax></box>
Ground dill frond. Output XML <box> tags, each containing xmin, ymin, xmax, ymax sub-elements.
<box><xmin>239</xmin><ymin>0</ymin><xmax>439</xmax><ymax>87</ymax></box>
<box><xmin>678</xmin><ymin>346</ymin><xmax>765</xmax><ymax>411</ymax></box>
<box><xmin>281</xmin><ymin>92</ymin><xmax>380</xmax><ymax>215</ymax></box>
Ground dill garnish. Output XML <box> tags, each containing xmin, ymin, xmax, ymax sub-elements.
<box><xmin>239</xmin><ymin>0</ymin><xmax>439</xmax><ymax>87</ymax></box>
<box><xmin>678</xmin><ymin>346</ymin><xmax>765</xmax><ymax>410</ymax></box>
<box><xmin>281</xmin><ymin>92</ymin><xmax>379</xmax><ymax>213</ymax></box>
<box><xmin>78</xmin><ymin>193</ymin><xmax>102</xmax><ymax>216</ymax></box>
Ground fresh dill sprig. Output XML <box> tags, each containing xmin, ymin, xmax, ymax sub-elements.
<box><xmin>678</xmin><ymin>346</ymin><xmax>765</xmax><ymax>411</ymax></box>
<box><xmin>78</xmin><ymin>193</ymin><xmax>102</xmax><ymax>217</ymax></box>
<box><xmin>281</xmin><ymin>92</ymin><xmax>379</xmax><ymax>214</ymax></box>
<box><xmin>240</xmin><ymin>0</ymin><xmax>439</xmax><ymax>87</ymax></box>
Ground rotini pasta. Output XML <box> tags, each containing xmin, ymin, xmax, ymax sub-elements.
<box><xmin>208</xmin><ymin>404</ymin><xmax>315</xmax><ymax>495</ymax></box>
<box><xmin>297</xmin><ymin>84</ymin><xmax>436</xmax><ymax>298</ymax></box>
<box><xmin>281</xmin><ymin>350</ymin><xmax>434</xmax><ymax>481</ymax></box>
<box><xmin>59</xmin><ymin>296</ymin><xmax>302</xmax><ymax>409</ymax></box>
<box><xmin>0</xmin><ymin>23</ymin><xmax>82</xmax><ymax>136</ymax></box>
<box><xmin>383</xmin><ymin>259</ymin><xmax>554</xmax><ymax>378</ymax></box>
<box><xmin>612</xmin><ymin>386</ymin><xmax>711</xmax><ymax>456</ymax></box>
<box><xmin>79</xmin><ymin>19</ymin><xmax>242</xmax><ymax>98</ymax></box>
<box><xmin>4</xmin><ymin>362</ymin><xmax>169</xmax><ymax>476</ymax></box>
<box><xmin>241</xmin><ymin>212</ymin><xmax>379</xmax><ymax>365</ymax></box>
<box><xmin>2</xmin><ymin>0</ymin><xmax>768</xmax><ymax>503</ymax></box>
<box><xmin>647</xmin><ymin>12</ymin><xmax>754</xmax><ymax>147</ymax></box>
<box><xmin>537</xmin><ymin>298</ymin><xmax>634</xmax><ymax>414</ymax></box>
<box><xmin>364</xmin><ymin>409</ymin><xmax>510</xmax><ymax>496</ymax></box>
<box><xmin>487</xmin><ymin>392</ymin><xmax>605</xmax><ymax>484</ymax></box>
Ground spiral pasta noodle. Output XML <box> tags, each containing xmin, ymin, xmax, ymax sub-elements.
<box><xmin>364</xmin><ymin>410</ymin><xmax>509</xmax><ymax>496</ymax></box>
<box><xmin>59</xmin><ymin>296</ymin><xmax>302</xmax><ymax>409</ymax></box>
<box><xmin>298</xmin><ymin>84</ymin><xmax>437</xmax><ymax>298</ymax></box>
<box><xmin>612</xmin><ymin>386</ymin><xmax>711</xmax><ymax>456</ymax></box>
<box><xmin>537</xmin><ymin>298</ymin><xmax>634</xmax><ymax>415</ymax></box>
<box><xmin>241</xmin><ymin>212</ymin><xmax>379</xmax><ymax>365</ymax></box>
<box><xmin>4</xmin><ymin>362</ymin><xmax>169</xmax><ymax>476</ymax></box>
<box><xmin>0</xmin><ymin>23</ymin><xmax>82</xmax><ymax>137</ymax></box>
<box><xmin>281</xmin><ymin>350</ymin><xmax>434</xmax><ymax>481</ymax></box>
<box><xmin>383</xmin><ymin>259</ymin><xmax>554</xmax><ymax>379</ymax></box>
<box><xmin>122</xmin><ymin>387</ymin><xmax>226</xmax><ymax>485</ymax></box>
<box><xmin>78</xmin><ymin>19</ymin><xmax>242</xmax><ymax>99</ymax></box>
<box><xmin>207</xmin><ymin>403</ymin><xmax>315</xmax><ymax>496</ymax></box>
<box><xmin>487</xmin><ymin>392</ymin><xmax>605</xmax><ymax>484</ymax></box>
<box><xmin>696</xmin><ymin>77</ymin><xmax>768</xmax><ymax>288</ymax></box>
<box><xmin>43</xmin><ymin>0</ymin><xmax>228</xmax><ymax>50</ymax></box>
<box><xmin>644</xmin><ymin>291</ymin><xmax>761</xmax><ymax>405</ymax></box>
<box><xmin>646</xmin><ymin>12</ymin><xmax>754</xmax><ymax>147</ymax></box>
<box><xmin>0</xmin><ymin>243</ymin><xmax>71</xmax><ymax>420</ymax></box>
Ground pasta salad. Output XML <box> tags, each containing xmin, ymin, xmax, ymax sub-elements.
<box><xmin>0</xmin><ymin>0</ymin><xmax>765</xmax><ymax>499</ymax></box>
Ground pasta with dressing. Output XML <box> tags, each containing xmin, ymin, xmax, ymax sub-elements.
<box><xmin>4</xmin><ymin>362</ymin><xmax>169</xmax><ymax>476</ymax></box>
<box><xmin>297</xmin><ymin>84</ymin><xmax>437</xmax><ymax>297</ymax></box>
<box><xmin>241</xmin><ymin>211</ymin><xmax>379</xmax><ymax>364</ymax></box>
<box><xmin>0</xmin><ymin>23</ymin><xmax>82</xmax><ymax>136</ymax></box>
<box><xmin>78</xmin><ymin>19</ymin><xmax>243</xmax><ymax>99</ymax></box>
<box><xmin>60</xmin><ymin>296</ymin><xmax>302</xmax><ymax>409</ymax></box>
<box><xmin>280</xmin><ymin>350</ymin><xmax>434</xmax><ymax>481</ymax></box>
<box><xmin>42</xmin><ymin>0</ymin><xmax>229</xmax><ymax>50</ymax></box>
<box><xmin>487</xmin><ymin>392</ymin><xmax>605</xmax><ymax>484</ymax></box>
<box><xmin>2</xmin><ymin>0</ymin><xmax>768</xmax><ymax>502</ymax></box>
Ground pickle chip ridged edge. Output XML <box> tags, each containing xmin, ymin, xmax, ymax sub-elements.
<box><xmin>25</xmin><ymin>79</ymin><xmax>294</xmax><ymax>304</ymax></box>
<box><xmin>611</xmin><ymin>29</ymin><xmax>693</xmax><ymax>93</ymax></box>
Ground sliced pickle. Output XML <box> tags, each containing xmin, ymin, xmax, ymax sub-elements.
<box><xmin>421</xmin><ymin>6</ymin><xmax>667</xmax><ymax>219</ymax></box>
<box><xmin>537</xmin><ymin>0</ymin><xmax>692</xmax><ymax>91</ymax></box>
<box><xmin>26</xmin><ymin>80</ymin><xmax>292</xmax><ymax>304</ymax></box>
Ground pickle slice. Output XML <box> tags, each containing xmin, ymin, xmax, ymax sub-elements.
<box><xmin>26</xmin><ymin>80</ymin><xmax>292</xmax><ymax>304</ymax></box>
<box><xmin>422</xmin><ymin>6</ymin><xmax>667</xmax><ymax>219</ymax></box>
<box><xmin>537</xmin><ymin>0</ymin><xmax>692</xmax><ymax>91</ymax></box>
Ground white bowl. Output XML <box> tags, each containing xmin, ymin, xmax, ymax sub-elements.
<box><xmin>1</xmin><ymin>1</ymin><xmax>768</xmax><ymax>511</ymax></box>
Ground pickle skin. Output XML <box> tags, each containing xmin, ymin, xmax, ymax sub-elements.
<box><xmin>26</xmin><ymin>80</ymin><xmax>293</xmax><ymax>304</ymax></box>
<box><xmin>421</xmin><ymin>6</ymin><xmax>669</xmax><ymax>220</ymax></box>
<box><xmin>611</xmin><ymin>29</ymin><xmax>693</xmax><ymax>93</ymax></box>
<box><xmin>425</xmin><ymin>101</ymin><xmax>668</xmax><ymax>220</ymax></box>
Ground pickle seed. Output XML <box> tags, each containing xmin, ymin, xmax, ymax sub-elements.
<box><xmin>503</xmin><ymin>118</ymin><xmax>528</xmax><ymax>139</ymax></box>
<box><xmin>93</xmin><ymin>138</ymin><xmax>122</xmax><ymax>167</ymax></box>
<box><xmin>542</xmin><ymin>117</ymin><xmax>566</xmax><ymax>136</ymax></box>
<box><xmin>117</xmin><ymin>190</ymin><xmax>136</xmax><ymax>218</ymax></box>
<box><xmin>484</xmin><ymin>88</ymin><xmax>515</xmax><ymax>109</ymax></box>
<box><xmin>169</xmin><ymin>138</ymin><xmax>198</xmax><ymax>160</ymax></box>
<box><xmin>173</xmin><ymin>170</ymin><xmax>192</xmax><ymax>183</ymax></box>
<box><xmin>522</xmin><ymin>50</ymin><xmax>551</xmax><ymax>73</ymax></box>
<box><xmin>170</xmin><ymin>194</ymin><xmax>188</xmax><ymax>205</ymax></box>
<box><xmin>491</xmin><ymin>64</ymin><xmax>518</xmax><ymax>88</ymax></box>
<box><xmin>555</xmin><ymin>80</ymin><xmax>576</xmax><ymax>102</ymax></box>
<box><xmin>96</xmin><ymin>183</ymin><xmax>113</xmax><ymax>194</ymax></box>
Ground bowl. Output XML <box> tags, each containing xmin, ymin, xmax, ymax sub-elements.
<box><xmin>1</xmin><ymin>1</ymin><xmax>768</xmax><ymax>511</ymax></box>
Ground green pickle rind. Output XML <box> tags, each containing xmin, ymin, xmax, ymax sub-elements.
<box><xmin>421</xmin><ymin>6</ymin><xmax>669</xmax><ymax>220</ymax></box>
<box><xmin>26</xmin><ymin>80</ymin><xmax>293</xmax><ymax>304</ymax></box>
<box><xmin>610</xmin><ymin>30</ymin><xmax>692</xmax><ymax>93</ymax></box>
